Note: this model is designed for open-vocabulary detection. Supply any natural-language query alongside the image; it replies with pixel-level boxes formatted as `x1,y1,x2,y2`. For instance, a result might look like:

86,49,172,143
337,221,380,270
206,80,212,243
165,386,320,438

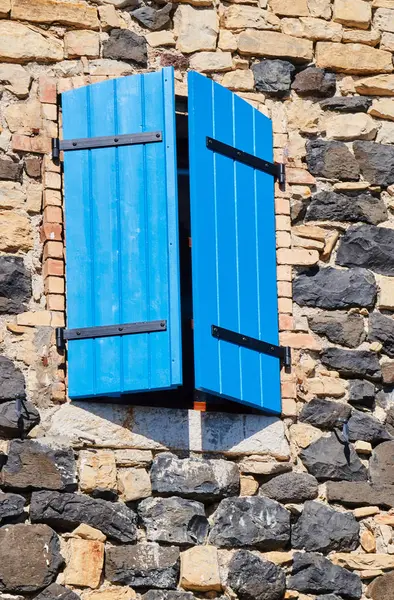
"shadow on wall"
41,401,290,458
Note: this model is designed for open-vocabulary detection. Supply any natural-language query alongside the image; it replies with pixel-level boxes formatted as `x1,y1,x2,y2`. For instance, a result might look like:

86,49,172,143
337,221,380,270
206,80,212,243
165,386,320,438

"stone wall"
1,0,394,599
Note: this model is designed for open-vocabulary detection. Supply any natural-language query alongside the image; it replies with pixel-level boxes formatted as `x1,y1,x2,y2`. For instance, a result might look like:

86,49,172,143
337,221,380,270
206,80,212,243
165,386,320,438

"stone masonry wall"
1,0,394,600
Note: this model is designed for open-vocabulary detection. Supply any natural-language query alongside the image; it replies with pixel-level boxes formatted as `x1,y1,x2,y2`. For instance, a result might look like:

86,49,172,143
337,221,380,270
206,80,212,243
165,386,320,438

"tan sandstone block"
355,74,394,95
240,475,259,496
63,538,104,588
281,17,343,41
333,0,371,28
180,546,222,592
316,42,393,74
269,0,310,16
146,31,176,47
325,113,379,140
238,455,291,475
307,0,332,19
98,5,120,29
342,29,381,45
222,5,280,29
222,70,254,90
353,506,380,518
306,376,346,397
374,8,394,32
0,64,31,98
375,514,394,525
369,98,394,120
287,98,322,133
292,224,327,241
361,530,376,553
355,440,372,455
331,553,394,570
0,0,10,16
277,248,319,265
71,524,106,542
12,0,99,28
117,467,152,502
0,21,63,63
373,0,394,5
377,276,394,309
280,332,321,351
83,588,136,600
114,449,153,467
189,51,232,73
381,31,394,51
218,30,238,51
285,168,316,185
79,450,117,495
289,423,323,448
174,5,218,53
238,30,313,61
65,30,100,58
16,311,51,327
0,212,32,252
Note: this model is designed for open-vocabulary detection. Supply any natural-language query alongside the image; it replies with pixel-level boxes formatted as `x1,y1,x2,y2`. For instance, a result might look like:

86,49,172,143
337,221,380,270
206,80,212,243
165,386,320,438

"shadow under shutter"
61,68,182,398
188,71,281,413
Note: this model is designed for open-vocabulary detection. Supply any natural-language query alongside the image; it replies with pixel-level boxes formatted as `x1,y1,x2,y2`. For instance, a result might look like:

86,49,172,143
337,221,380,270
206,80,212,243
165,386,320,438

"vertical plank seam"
87,85,97,396
141,74,151,389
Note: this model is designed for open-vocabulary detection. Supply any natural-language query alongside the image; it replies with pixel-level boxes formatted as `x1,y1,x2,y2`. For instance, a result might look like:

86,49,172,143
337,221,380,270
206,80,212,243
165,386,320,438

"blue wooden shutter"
62,68,182,398
188,72,280,413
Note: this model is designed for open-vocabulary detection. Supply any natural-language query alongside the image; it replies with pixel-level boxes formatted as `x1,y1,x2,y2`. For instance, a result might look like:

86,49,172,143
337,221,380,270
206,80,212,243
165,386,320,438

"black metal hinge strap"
212,325,291,369
52,131,163,160
56,319,167,351
206,137,285,186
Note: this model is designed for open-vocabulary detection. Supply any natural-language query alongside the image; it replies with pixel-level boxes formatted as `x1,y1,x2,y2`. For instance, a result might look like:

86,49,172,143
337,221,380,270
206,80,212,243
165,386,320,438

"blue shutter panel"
62,68,182,398
188,72,281,413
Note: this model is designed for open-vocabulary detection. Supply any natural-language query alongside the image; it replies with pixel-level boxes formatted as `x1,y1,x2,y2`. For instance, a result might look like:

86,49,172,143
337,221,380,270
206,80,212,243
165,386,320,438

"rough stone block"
102,29,146,65
65,30,100,58
117,467,152,501
269,0,309,16
105,544,180,589
333,0,371,28
228,550,286,600
79,450,117,498
30,490,137,543
63,538,104,588
0,22,63,63
180,546,221,592
337,223,394,275
316,42,393,74
238,30,313,61
0,524,63,593
11,0,99,28
300,433,368,481
174,5,218,53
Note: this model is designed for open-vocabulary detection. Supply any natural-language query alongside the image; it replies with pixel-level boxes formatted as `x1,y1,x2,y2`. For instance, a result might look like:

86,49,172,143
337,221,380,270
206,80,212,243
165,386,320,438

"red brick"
43,258,64,278
277,281,292,297
39,76,57,104
44,206,62,224
44,189,62,207
40,223,62,242
279,314,294,331
12,134,51,154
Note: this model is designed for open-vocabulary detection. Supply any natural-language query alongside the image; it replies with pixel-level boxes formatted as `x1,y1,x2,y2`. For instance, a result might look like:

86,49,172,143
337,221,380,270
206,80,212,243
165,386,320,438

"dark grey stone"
0,256,31,314
258,472,318,503
30,490,137,543
289,552,362,600
292,67,336,97
316,596,343,600
369,312,394,357
103,29,147,65
0,491,26,522
105,543,179,589
252,59,295,96
142,594,195,600
386,406,394,435
337,224,394,276
138,496,209,545
24,156,42,179
293,267,376,310
132,4,172,30
348,409,391,444
299,398,351,429
33,584,80,600
300,433,368,481
320,97,372,112
0,524,63,593
327,481,394,508
0,157,22,182
320,348,381,380
1,440,76,491
348,379,376,408
292,501,359,553
305,191,387,225
228,550,286,600
0,356,25,402
353,140,394,186
150,452,239,501
306,139,360,180
370,440,394,485
308,312,365,348
0,399,40,437
208,496,290,549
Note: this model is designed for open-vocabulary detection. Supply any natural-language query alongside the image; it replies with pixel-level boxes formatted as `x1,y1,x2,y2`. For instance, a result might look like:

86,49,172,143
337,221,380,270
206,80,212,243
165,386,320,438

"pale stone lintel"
41,402,290,458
